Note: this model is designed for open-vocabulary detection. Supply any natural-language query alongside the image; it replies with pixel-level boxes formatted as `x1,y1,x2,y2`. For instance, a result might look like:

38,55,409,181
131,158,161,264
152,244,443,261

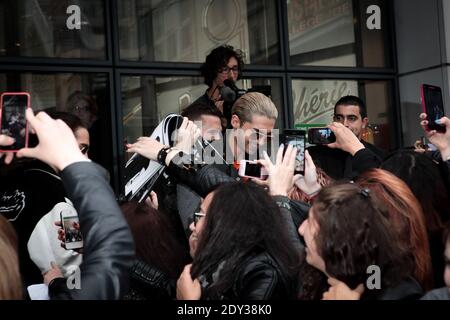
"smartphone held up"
308,127,336,145
282,130,306,175
0,92,30,152
60,210,83,250
421,84,446,133
238,160,268,180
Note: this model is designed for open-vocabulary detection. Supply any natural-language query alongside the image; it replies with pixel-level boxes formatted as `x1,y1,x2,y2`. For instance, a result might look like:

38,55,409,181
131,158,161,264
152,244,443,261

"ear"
231,114,241,129
362,117,369,129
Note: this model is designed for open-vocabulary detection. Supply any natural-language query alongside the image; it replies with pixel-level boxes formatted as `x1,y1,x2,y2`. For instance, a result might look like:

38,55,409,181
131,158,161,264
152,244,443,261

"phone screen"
62,216,83,245
244,162,262,178
0,94,29,151
284,134,305,174
422,85,445,132
308,128,336,145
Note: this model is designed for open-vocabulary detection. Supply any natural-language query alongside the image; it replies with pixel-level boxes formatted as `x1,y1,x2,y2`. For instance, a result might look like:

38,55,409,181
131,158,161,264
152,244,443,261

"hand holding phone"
421,84,446,133
0,92,30,152
238,160,268,180
308,127,336,145
60,210,83,251
282,130,306,174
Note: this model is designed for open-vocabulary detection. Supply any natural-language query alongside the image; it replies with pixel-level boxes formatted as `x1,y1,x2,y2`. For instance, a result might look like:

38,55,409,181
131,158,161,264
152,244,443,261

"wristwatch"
156,146,172,166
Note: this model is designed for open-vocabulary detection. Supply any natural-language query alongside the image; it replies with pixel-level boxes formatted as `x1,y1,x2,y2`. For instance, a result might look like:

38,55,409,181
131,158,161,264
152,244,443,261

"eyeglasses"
79,143,89,155
193,212,206,226
219,66,239,74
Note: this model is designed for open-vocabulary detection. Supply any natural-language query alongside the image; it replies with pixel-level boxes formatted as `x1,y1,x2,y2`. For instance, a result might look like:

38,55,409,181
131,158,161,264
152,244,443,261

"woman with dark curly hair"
191,45,245,125
299,183,422,300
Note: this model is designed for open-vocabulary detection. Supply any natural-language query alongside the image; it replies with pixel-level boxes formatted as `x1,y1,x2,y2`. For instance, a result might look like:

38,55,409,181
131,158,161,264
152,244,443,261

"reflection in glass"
287,0,391,68
0,0,106,59
0,72,111,170
288,0,356,67
118,0,279,64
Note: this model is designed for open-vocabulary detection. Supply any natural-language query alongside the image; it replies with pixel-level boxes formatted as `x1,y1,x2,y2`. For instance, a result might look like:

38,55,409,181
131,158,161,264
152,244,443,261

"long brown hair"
121,200,190,279
0,216,22,299
312,183,413,299
357,169,433,290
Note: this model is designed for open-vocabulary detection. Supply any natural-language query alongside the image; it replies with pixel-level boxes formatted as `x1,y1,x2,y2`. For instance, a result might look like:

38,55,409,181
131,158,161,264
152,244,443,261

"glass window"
0,72,112,172
121,75,283,162
118,0,280,64
287,0,391,68
292,79,394,151
0,0,106,59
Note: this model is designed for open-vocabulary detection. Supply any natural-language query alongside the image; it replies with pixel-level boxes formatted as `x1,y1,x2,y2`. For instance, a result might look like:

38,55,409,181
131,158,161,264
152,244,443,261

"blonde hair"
231,92,278,123
0,216,22,300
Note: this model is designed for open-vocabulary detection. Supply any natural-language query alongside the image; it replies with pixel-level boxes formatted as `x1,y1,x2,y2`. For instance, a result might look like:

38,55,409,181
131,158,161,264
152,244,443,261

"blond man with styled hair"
227,92,278,160
231,92,278,125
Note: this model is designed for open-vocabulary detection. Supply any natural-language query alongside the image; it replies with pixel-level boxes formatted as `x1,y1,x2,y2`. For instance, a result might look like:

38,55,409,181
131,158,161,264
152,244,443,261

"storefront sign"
293,80,357,125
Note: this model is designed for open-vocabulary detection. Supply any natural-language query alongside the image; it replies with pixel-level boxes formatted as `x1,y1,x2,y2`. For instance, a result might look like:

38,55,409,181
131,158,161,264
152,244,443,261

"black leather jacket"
166,162,236,198
200,251,294,300
48,162,135,300
124,259,175,300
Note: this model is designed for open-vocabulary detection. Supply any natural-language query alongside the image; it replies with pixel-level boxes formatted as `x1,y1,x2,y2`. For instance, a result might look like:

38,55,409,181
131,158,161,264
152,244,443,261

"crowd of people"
0,45,449,301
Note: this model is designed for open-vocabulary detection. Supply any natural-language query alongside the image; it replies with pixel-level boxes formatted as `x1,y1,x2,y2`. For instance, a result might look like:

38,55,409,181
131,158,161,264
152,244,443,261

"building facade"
1,0,445,195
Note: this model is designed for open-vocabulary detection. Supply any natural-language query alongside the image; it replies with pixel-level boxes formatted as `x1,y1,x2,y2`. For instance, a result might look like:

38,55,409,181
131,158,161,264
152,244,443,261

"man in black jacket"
308,95,385,180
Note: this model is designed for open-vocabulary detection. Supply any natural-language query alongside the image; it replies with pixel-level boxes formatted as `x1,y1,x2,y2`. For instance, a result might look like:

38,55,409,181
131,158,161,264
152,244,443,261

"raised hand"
0,135,15,164
327,122,365,156
262,144,297,197
420,113,450,160
17,109,85,172
176,264,201,300
126,137,165,161
294,150,321,196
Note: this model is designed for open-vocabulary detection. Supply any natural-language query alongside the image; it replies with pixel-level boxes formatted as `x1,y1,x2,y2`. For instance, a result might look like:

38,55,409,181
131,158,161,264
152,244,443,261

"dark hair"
312,183,413,299
46,110,86,133
200,45,244,87
121,200,190,279
191,182,301,299
66,91,99,117
380,150,450,234
334,95,367,119
181,103,223,123
443,223,450,245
